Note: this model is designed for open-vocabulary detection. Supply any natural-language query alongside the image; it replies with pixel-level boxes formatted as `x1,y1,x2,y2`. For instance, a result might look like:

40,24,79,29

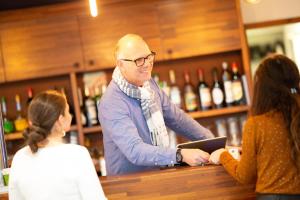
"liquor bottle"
161,81,170,97
152,73,160,84
77,87,87,127
60,87,76,125
197,69,212,110
14,95,29,132
1,97,15,134
183,71,198,112
94,86,101,106
231,62,245,105
211,68,225,108
26,87,34,106
169,70,182,108
222,62,234,106
84,86,98,126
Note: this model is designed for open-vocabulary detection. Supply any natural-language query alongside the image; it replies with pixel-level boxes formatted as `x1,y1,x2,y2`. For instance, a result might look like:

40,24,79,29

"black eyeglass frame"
120,51,156,67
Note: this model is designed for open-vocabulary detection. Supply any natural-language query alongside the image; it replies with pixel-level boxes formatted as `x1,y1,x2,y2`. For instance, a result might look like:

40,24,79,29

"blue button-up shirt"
98,78,214,176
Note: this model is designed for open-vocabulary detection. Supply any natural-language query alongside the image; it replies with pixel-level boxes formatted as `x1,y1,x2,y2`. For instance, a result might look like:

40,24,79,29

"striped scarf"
112,67,170,148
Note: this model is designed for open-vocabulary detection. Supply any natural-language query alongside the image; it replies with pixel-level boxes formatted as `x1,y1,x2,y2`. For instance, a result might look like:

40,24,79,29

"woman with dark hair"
9,90,107,200
210,54,300,200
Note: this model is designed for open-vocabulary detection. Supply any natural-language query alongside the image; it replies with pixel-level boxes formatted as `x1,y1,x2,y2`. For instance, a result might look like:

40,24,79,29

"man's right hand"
181,149,210,166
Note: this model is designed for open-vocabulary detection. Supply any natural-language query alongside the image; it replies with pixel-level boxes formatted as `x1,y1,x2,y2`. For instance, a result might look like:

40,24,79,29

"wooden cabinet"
157,0,241,60
78,2,163,70
0,15,84,81
0,45,5,83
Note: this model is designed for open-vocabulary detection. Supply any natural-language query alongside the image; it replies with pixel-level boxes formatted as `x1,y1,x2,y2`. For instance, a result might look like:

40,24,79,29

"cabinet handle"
73,62,80,68
89,60,95,66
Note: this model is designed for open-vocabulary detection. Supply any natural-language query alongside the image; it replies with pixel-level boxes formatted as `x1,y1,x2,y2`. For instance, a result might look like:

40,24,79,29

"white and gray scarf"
112,67,170,148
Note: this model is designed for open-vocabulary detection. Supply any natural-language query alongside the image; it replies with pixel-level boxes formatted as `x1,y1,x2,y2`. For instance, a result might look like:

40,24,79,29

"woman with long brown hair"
210,54,300,200
9,90,107,200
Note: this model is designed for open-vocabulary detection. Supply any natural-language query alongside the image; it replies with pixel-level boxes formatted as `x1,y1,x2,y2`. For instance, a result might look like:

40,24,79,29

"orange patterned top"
220,111,300,194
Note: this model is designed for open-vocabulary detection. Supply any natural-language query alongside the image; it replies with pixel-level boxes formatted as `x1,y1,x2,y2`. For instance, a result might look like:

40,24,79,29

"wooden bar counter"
100,165,256,200
0,165,256,200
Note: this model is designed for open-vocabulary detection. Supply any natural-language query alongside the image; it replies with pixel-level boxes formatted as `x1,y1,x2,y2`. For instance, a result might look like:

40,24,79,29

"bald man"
98,34,214,175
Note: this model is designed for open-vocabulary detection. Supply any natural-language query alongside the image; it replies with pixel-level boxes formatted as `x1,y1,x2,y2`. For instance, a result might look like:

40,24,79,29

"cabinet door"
158,0,241,60
79,2,163,70
0,16,84,81
0,46,4,83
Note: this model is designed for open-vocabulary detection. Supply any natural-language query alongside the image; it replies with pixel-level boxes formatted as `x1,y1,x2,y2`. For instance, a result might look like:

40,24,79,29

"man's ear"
116,60,123,68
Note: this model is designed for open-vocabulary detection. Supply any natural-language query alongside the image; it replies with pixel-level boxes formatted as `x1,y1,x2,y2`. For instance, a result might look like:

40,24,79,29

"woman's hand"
209,148,226,165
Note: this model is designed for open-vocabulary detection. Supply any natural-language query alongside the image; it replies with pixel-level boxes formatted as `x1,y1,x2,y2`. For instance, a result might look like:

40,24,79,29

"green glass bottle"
1,97,15,134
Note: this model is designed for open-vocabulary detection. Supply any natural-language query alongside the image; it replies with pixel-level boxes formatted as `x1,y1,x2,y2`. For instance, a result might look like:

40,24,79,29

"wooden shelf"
4,132,24,141
81,106,249,135
4,125,78,141
188,105,249,119
69,125,78,132
83,126,102,134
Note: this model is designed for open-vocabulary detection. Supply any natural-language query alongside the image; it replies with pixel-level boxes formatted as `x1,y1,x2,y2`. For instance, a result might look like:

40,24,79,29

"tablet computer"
176,136,227,154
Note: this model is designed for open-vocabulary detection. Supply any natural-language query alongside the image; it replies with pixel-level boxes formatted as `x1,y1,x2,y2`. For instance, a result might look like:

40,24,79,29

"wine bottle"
183,71,198,112
197,69,212,110
1,97,15,134
26,87,34,106
211,68,225,108
169,70,182,108
84,86,98,126
222,62,234,106
231,62,245,105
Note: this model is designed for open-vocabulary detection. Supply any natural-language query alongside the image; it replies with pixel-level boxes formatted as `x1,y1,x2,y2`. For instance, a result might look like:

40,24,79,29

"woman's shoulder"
249,110,282,122
246,110,283,130
58,144,89,154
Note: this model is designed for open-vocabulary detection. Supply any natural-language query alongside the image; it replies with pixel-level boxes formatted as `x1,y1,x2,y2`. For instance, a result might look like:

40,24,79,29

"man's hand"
209,148,226,165
181,149,210,166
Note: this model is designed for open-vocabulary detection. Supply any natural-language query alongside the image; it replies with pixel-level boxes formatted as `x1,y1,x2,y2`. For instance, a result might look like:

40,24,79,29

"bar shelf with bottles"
75,50,250,137
0,75,80,143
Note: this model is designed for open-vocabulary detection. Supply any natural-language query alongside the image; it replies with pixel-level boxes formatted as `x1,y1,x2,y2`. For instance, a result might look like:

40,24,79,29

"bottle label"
212,88,224,105
170,87,181,108
232,81,243,101
185,92,197,111
224,81,234,104
86,100,98,125
199,88,212,107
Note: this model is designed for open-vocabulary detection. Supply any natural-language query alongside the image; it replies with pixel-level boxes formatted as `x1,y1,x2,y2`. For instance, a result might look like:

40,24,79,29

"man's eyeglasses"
120,51,156,67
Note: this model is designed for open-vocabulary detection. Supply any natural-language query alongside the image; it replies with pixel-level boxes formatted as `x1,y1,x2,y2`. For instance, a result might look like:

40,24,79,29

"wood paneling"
0,43,4,83
101,165,255,200
158,0,241,60
78,2,163,70
0,15,84,81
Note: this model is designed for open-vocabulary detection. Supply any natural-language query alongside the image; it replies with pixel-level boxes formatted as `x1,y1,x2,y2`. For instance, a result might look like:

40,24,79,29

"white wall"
240,0,300,24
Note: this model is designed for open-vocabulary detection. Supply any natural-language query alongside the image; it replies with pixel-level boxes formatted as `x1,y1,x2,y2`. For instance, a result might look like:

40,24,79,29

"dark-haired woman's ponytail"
23,125,49,153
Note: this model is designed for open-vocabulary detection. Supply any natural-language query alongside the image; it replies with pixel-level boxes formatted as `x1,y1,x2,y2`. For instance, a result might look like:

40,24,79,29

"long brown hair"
23,90,66,153
251,54,300,170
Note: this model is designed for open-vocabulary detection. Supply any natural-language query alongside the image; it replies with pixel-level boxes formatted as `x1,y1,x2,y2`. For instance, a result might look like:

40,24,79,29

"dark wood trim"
244,17,300,29
69,72,84,145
